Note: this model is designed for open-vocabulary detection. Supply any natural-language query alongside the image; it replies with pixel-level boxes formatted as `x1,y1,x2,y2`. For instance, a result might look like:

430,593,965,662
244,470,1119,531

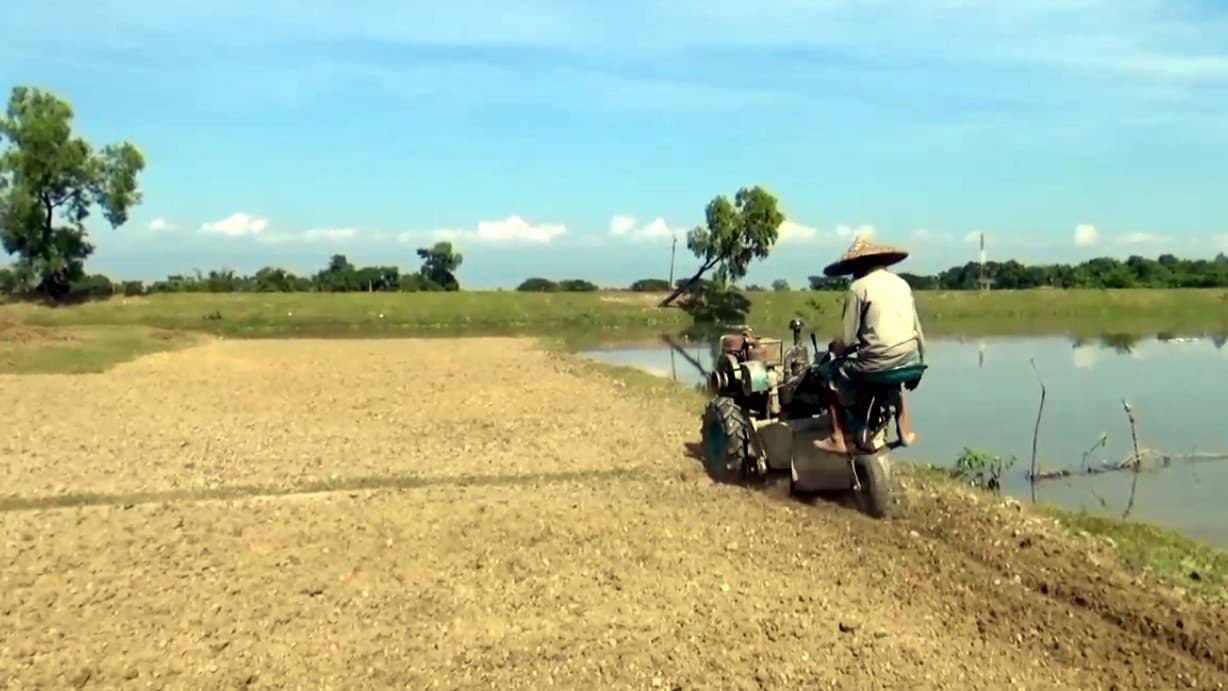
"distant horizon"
6,243,1225,291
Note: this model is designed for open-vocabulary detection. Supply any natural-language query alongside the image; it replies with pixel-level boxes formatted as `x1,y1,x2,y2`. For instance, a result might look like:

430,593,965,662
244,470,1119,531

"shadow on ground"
682,439,859,511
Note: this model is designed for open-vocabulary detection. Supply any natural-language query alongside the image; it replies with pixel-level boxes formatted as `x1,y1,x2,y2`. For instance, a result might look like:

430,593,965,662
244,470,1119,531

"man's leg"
839,360,885,452
816,357,856,454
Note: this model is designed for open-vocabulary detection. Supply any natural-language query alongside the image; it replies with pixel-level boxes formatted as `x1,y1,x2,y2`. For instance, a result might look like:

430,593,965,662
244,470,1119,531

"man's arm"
912,297,926,362
832,287,861,355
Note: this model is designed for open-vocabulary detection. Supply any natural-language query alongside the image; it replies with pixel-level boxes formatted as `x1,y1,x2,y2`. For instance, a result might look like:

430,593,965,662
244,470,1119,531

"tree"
398,272,436,292
315,254,357,291
417,241,462,291
808,275,849,291
517,277,558,292
771,278,791,292
557,279,598,292
658,185,785,307
0,86,145,299
629,278,670,292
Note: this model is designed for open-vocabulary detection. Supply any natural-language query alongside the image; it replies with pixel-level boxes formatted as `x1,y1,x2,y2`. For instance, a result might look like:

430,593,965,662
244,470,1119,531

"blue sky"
3,0,1227,288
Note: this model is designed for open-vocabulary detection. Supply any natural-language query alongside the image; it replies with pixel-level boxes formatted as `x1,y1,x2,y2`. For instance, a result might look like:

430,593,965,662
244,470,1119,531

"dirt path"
2,337,1227,689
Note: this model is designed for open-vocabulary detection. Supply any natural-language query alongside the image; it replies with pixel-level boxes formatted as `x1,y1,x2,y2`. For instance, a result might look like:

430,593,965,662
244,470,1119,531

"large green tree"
417,241,463,291
0,86,145,298
658,185,784,307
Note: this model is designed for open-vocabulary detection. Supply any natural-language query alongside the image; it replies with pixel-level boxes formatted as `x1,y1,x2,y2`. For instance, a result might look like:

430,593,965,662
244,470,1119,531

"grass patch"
0,325,201,375
2,288,1225,343
0,291,690,336
1049,508,1228,603
2,287,1222,376
768,288,1228,339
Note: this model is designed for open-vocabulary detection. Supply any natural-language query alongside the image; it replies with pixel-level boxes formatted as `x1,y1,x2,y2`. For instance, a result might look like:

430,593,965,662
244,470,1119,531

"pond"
581,333,1228,548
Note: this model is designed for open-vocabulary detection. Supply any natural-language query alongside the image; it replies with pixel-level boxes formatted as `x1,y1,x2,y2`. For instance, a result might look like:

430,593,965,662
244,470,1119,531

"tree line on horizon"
5,250,1228,299
5,83,1228,304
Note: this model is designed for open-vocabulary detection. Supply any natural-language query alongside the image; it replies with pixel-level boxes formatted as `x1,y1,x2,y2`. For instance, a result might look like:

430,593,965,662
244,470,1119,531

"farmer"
816,235,926,452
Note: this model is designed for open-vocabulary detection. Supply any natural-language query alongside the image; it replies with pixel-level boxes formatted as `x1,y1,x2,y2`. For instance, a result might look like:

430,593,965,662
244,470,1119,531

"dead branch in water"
1121,400,1144,519
1027,448,1228,481
1028,358,1046,504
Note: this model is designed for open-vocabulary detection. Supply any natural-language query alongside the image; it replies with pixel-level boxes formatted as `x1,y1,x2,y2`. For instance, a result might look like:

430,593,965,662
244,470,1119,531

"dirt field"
3,337,1228,689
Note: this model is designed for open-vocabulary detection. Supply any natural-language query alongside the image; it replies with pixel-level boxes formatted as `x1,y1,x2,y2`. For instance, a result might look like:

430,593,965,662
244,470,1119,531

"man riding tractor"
815,235,927,454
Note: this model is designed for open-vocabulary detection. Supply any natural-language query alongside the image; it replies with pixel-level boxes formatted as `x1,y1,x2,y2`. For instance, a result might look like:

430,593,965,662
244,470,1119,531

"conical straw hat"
822,235,909,277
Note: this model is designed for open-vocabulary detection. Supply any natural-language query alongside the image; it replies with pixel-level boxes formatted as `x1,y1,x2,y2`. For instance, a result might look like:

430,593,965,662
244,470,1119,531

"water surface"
582,334,1228,547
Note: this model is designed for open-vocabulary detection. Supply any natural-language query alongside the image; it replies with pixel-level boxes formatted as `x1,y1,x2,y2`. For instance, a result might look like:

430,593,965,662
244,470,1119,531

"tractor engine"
708,330,811,420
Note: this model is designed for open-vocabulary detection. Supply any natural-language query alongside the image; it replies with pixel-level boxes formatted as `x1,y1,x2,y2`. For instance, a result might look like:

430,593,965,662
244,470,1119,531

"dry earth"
2,337,1228,689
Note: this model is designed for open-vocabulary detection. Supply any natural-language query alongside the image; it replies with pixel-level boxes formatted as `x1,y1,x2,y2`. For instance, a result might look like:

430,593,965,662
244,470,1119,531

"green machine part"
740,360,771,394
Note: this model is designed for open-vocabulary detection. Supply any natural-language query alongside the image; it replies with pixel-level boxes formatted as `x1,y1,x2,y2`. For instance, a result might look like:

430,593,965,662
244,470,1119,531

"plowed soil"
2,337,1227,689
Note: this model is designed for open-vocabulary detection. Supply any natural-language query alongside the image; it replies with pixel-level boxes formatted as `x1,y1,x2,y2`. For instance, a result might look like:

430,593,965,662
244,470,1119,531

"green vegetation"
947,448,1017,493
659,185,785,307
516,277,598,292
0,324,198,374
0,85,145,299
902,253,1228,290
5,288,1224,346
11,251,1228,302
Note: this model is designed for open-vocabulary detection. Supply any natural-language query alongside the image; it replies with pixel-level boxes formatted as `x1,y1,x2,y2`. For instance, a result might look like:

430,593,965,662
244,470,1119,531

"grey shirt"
841,268,926,372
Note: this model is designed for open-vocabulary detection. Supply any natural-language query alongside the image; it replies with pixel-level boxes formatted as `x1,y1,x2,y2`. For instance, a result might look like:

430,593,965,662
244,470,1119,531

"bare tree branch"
1028,358,1046,504
1122,400,1144,519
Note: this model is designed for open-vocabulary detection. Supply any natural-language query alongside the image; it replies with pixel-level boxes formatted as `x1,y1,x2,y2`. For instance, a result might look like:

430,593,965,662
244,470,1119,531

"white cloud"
636,218,675,240
401,215,568,245
610,215,819,245
201,212,269,237
834,224,877,239
1074,223,1100,246
257,227,361,245
777,219,818,245
607,214,677,242
148,217,176,231
1114,231,1168,245
476,216,566,243
609,215,638,236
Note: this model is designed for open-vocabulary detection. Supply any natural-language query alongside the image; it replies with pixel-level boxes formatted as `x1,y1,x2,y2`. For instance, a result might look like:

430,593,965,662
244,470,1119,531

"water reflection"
583,332,1228,547
1072,343,1097,369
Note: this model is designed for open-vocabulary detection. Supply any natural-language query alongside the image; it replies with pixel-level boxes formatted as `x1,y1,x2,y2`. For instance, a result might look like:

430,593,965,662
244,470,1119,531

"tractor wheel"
851,453,893,519
700,396,753,484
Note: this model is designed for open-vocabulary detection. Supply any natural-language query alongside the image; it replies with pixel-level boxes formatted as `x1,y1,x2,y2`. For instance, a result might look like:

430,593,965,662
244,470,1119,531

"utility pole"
668,232,677,287
977,232,994,292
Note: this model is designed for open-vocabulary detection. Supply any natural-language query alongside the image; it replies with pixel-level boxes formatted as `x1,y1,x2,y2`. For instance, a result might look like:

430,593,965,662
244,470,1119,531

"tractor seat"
846,362,928,387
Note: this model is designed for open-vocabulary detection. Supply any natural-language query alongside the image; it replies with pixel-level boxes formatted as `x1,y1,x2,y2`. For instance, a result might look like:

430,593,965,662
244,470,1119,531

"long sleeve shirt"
840,268,926,372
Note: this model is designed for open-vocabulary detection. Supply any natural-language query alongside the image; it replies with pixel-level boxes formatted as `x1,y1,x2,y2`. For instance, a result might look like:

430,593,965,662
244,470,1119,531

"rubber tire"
789,469,820,504
852,453,893,519
700,396,752,484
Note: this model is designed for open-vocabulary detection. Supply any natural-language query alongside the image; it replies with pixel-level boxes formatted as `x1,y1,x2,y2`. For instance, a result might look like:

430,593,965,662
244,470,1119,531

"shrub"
630,278,670,292
517,277,558,292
